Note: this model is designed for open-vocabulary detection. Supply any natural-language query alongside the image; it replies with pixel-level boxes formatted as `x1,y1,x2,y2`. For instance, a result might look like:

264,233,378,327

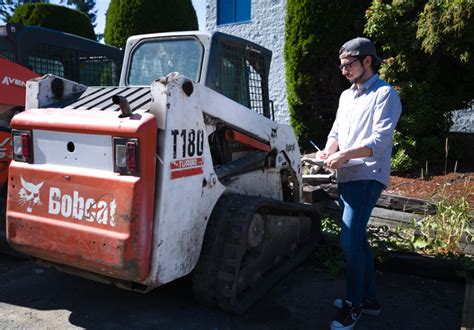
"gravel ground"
0,253,465,329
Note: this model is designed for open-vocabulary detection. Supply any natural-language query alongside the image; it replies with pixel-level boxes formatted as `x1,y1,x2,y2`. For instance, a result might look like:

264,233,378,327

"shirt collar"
350,73,379,92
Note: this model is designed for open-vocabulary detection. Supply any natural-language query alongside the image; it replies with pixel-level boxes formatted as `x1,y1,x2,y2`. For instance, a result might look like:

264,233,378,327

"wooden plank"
315,183,436,214
323,202,423,225
371,207,424,224
462,277,474,330
302,174,333,185
377,193,436,214
302,186,329,204
459,243,474,256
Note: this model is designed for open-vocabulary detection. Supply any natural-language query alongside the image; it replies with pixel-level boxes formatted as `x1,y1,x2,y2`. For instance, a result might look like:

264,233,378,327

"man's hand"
324,151,348,169
315,150,329,160
323,145,372,169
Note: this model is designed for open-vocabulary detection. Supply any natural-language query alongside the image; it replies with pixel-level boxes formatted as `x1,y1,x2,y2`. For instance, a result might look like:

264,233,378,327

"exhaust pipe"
112,95,132,117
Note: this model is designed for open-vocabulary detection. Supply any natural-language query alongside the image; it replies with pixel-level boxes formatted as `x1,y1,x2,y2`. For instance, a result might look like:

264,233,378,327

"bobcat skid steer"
6,31,321,313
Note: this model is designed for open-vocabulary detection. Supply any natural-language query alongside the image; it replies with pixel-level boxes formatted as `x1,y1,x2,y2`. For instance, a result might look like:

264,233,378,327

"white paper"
301,157,364,168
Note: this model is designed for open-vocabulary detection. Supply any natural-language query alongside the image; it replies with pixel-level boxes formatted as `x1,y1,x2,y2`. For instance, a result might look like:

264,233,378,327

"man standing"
316,37,402,330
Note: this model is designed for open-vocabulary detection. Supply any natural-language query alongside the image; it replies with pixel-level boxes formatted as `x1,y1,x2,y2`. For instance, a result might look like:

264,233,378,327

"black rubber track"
192,193,321,313
192,194,236,307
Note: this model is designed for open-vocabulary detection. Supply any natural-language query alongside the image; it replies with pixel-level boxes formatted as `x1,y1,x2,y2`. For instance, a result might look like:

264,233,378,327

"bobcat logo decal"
18,176,44,213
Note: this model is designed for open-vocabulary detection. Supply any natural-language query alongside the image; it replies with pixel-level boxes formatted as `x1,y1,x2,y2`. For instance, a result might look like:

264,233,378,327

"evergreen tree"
9,2,95,40
61,0,97,27
365,0,474,172
1,0,49,23
104,0,198,49
0,1,15,23
284,0,371,151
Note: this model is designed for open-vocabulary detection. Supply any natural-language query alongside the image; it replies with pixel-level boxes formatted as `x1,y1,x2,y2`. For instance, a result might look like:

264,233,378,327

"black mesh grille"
216,42,269,117
0,50,14,61
27,43,120,86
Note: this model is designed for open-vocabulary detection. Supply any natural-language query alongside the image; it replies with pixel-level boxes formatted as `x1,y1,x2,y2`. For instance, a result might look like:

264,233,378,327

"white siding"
206,0,289,123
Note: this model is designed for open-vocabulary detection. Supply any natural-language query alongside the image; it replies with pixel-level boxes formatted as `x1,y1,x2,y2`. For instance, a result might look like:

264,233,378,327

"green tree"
417,0,474,63
9,2,95,39
0,0,15,23
61,0,97,27
284,0,371,151
104,0,198,49
1,0,49,23
365,0,474,172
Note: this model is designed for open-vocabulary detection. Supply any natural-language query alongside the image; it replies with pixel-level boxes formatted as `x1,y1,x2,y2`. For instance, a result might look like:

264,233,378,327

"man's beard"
349,67,366,85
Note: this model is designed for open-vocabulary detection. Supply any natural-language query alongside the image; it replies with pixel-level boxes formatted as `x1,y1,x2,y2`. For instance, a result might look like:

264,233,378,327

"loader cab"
123,31,272,119
0,27,14,62
0,23,123,85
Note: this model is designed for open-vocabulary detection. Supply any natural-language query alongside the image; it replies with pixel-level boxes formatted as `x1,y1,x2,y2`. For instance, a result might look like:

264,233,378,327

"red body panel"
0,58,40,108
0,57,37,190
0,131,12,188
7,110,157,282
225,129,271,152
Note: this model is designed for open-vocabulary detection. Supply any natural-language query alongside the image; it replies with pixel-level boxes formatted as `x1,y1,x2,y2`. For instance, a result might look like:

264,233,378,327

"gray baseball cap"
339,37,382,65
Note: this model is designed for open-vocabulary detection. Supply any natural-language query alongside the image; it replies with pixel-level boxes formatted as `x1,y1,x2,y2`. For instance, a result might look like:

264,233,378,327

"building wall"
450,108,474,134
206,0,289,123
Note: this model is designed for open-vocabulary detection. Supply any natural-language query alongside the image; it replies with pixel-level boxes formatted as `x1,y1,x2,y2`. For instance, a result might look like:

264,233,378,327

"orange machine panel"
7,110,157,283
0,130,12,189
0,57,39,108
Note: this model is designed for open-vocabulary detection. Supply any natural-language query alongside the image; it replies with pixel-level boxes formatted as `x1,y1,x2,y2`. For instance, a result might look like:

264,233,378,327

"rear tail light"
113,137,139,175
12,129,33,163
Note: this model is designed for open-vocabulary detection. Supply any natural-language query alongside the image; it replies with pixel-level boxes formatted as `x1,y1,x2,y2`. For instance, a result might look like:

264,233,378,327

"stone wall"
449,107,474,165
451,107,474,133
206,0,289,123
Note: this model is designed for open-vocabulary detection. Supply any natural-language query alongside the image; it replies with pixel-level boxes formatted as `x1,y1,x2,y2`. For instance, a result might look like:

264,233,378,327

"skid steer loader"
6,31,321,313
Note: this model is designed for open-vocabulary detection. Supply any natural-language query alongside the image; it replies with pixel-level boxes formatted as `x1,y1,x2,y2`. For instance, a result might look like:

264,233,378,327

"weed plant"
316,183,473,278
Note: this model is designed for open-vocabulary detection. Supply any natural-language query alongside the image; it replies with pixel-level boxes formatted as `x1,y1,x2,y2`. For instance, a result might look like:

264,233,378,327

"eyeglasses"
339,58,360,71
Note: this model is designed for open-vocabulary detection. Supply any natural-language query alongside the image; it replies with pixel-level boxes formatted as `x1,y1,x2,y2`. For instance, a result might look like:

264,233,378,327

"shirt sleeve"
360,87,402,159
327,94,343,141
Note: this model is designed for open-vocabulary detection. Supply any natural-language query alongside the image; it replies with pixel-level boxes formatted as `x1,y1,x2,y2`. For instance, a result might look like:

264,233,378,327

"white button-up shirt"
328,74,402,187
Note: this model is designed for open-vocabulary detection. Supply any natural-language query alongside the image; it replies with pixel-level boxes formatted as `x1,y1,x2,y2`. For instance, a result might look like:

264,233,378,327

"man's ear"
364,55,373,68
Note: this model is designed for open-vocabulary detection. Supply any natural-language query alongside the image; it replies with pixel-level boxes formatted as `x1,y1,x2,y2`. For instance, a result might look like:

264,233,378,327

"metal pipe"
112,95,132,117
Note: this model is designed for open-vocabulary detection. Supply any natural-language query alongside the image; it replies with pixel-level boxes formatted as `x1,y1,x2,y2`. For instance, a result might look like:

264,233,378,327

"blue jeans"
337,180,384,307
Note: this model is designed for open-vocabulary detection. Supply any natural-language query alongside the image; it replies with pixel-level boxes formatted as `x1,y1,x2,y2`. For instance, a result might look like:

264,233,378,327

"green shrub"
391,148,416,175
391,131,417,175
9,3,96,40
104,0,198,49
365,0,474,171
284,0,371,152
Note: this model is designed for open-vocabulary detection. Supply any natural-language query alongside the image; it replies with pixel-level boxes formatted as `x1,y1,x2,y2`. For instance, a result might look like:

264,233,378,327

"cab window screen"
128,38,203,86
28,55,65,77
0,39,14,61
79,56,119,86
214,42,267,116
27,44,120,85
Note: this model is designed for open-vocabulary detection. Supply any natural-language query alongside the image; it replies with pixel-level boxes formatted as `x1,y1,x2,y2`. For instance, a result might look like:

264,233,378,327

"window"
217,0,251,25
128,38,203,86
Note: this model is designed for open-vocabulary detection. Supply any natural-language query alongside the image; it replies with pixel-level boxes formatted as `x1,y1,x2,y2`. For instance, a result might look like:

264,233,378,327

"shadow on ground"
0,254,465,329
